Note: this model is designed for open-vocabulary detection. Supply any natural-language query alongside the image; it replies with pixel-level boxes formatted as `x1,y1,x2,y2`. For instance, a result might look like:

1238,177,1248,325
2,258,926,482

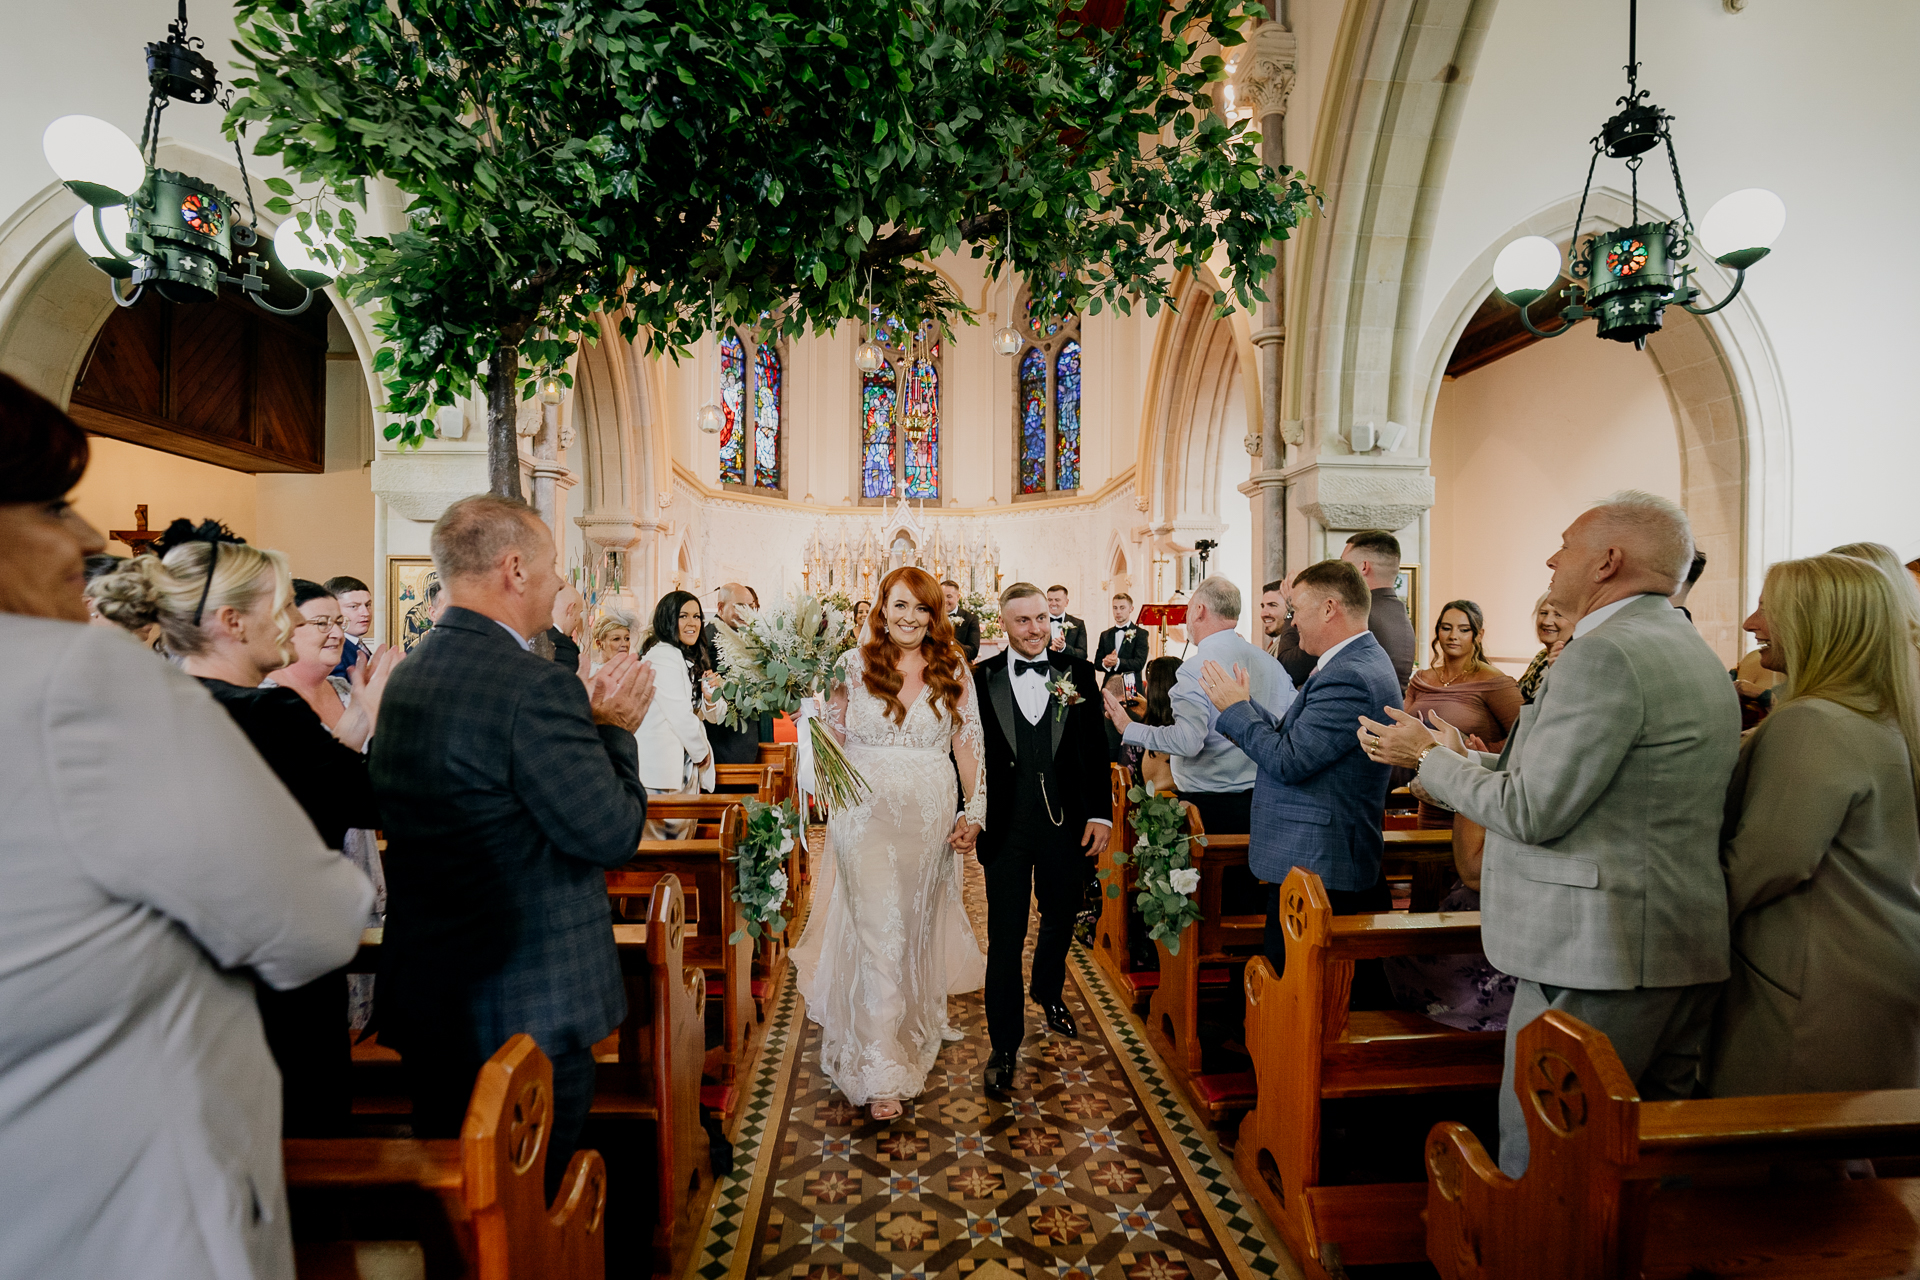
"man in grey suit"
1363,491,1739,1176
371,494,656,1197
1102,576,1292,835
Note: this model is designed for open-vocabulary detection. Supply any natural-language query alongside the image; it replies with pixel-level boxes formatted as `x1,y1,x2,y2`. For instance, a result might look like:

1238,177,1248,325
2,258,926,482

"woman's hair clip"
153,517,247,558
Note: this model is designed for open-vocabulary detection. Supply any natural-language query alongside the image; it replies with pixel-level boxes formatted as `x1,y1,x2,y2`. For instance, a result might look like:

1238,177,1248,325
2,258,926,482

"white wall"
1419,0,1920,571
1429,332,1682,671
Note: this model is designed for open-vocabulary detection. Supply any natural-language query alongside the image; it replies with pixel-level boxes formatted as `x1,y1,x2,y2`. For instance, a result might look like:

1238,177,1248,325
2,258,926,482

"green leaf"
263,177,295,197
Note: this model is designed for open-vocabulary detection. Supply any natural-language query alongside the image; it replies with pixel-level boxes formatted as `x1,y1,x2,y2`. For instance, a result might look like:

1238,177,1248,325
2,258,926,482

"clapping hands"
1197,661,1251,712
335,644,405,751
589,653,657,732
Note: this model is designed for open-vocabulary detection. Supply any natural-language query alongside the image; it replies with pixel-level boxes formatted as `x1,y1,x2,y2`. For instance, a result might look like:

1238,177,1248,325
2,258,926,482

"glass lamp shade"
854,341,885,373
695,402,725,434
991,325,1023,356
272,217,342,289
538,376,564,405
43,115,147,207
1699,188,1785,268
1493,236,1562,304
71,205,135,278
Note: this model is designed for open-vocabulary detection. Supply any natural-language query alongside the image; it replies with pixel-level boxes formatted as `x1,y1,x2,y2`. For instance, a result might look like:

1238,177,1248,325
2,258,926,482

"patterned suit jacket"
1418,593,1740,990
1215,631,1402,890
369,607,648,1060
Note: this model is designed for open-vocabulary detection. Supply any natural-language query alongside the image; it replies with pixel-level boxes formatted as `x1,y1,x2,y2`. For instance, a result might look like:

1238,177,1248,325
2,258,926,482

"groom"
965,582,1112,1095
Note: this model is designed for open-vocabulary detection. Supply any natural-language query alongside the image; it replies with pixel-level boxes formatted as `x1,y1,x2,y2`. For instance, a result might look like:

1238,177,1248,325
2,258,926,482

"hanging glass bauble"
695,402,725,434
991,325,1023,356
855,340,885,372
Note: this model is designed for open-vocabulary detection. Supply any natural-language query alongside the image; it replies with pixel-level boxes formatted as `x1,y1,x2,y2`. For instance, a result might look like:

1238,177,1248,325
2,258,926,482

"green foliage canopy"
229,0,1315,449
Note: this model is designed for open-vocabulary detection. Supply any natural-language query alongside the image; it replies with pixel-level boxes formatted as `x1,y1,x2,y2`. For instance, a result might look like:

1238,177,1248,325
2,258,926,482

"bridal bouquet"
1101,786,1206,953
710,591,870,810
729,798,801,944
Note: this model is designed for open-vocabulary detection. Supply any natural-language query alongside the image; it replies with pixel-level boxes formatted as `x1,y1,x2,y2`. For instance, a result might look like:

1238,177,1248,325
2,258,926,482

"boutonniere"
1046,671,1083,722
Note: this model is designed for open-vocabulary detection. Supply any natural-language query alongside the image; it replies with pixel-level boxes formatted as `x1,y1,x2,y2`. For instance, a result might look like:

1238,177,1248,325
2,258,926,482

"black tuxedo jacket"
1094,623,1150,678
369,607,648,1058
971,649,1110,866
952,610,981,661
1048,612,1089,662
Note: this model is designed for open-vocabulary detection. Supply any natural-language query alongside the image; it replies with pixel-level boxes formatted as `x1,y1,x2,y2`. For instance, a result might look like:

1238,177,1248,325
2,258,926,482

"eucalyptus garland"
729,798,802,944
1101,785,1206,954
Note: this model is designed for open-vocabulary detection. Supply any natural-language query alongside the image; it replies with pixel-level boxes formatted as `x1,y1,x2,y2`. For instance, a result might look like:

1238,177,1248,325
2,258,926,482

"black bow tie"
1014,658,1052,677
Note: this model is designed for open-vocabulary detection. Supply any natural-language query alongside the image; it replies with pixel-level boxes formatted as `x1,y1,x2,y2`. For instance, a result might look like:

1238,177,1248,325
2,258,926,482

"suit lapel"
990,663,1019,756
1050,662,1069,756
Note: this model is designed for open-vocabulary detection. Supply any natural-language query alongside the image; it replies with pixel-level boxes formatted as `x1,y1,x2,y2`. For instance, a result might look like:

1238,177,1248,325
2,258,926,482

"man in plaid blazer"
371,495,654,1196
1365,492,1739,1178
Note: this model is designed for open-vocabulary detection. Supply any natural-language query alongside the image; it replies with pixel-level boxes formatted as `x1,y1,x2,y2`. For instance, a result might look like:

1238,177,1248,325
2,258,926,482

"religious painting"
386,555,440,653
1393,563,1420,629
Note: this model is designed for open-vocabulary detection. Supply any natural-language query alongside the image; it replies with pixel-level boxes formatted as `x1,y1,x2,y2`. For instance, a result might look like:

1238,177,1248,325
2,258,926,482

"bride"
793,566,988,1120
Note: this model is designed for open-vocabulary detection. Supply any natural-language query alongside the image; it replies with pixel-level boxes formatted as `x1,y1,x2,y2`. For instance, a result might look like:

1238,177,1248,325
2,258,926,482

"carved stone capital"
1289,461,1434,532
1237,24,1298,121
575,511,656,552
372,450,487,523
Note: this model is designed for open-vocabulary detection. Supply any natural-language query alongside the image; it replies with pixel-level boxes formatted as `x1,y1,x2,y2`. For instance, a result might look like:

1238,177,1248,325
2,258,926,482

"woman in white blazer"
634,591,727,833
0,375,372,1280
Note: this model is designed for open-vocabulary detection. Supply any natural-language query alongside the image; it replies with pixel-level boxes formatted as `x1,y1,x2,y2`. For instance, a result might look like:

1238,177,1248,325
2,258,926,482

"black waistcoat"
1011,694,1064,829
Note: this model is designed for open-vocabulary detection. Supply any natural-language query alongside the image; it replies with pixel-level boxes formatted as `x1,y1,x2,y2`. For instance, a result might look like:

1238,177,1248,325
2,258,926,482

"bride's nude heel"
870,1099,904,1122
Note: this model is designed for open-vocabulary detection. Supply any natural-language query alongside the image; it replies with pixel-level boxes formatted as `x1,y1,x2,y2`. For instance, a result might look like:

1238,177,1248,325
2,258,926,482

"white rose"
770,869,789,893
779,833,795,854
1168,867,1201,895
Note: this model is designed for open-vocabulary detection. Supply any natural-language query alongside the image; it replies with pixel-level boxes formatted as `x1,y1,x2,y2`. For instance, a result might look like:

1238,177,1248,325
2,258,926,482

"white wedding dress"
792,651,989,1105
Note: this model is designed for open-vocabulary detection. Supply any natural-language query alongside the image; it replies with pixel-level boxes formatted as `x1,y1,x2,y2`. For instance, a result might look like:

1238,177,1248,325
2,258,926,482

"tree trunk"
487,341,525,501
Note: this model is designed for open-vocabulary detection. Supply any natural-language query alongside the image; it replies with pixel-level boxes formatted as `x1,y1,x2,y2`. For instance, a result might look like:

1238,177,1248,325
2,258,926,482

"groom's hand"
948,816,981,853
1081,822,1110,856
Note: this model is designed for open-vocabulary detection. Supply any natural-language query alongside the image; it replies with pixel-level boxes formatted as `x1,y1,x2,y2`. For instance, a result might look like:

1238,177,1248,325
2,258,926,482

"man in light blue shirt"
1102,576,1293,834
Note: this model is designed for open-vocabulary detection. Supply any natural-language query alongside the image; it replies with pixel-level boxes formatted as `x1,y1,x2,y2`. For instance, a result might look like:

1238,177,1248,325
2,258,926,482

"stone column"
1236,21,1298,584
528,399,577,563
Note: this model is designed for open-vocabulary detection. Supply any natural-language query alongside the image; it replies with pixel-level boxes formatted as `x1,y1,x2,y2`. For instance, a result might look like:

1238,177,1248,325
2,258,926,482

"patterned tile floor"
685,840,1300,1280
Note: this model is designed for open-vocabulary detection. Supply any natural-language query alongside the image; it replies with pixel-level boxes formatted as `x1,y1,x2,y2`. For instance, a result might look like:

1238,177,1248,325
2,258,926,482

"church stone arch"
1415,187,1791,660
571,319,673,606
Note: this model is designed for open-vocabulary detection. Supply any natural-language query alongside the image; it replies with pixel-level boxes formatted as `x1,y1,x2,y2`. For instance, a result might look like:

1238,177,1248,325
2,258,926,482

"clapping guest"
1095,593,1150,679
93,538,399,1135
636,590,727,834
705,582,766,765
1129,655,1182,795
1708,554,1920,1097
1516,594,1568,704
262,579,391,1030
591,614,632,663
1363,491,1740,1177
0,373,369,1277
548,581,585,671
1831,541,1920,651
1404,602,1523,872
1045,584,1089,661
944,579,981,661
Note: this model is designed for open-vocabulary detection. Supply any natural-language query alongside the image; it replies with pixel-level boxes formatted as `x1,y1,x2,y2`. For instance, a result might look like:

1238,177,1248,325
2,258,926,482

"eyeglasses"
297,616,347,633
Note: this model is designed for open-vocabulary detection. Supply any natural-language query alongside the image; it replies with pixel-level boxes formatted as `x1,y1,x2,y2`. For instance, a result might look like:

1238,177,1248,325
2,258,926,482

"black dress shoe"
1035,999,1078,1038
984,1050,1017,1095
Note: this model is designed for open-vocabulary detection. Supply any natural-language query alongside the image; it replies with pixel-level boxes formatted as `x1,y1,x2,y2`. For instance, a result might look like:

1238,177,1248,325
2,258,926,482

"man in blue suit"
1198,559,1404,968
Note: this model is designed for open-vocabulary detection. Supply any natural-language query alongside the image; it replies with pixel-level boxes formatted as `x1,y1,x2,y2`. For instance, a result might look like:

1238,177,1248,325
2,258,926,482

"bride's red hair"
860,566,968,725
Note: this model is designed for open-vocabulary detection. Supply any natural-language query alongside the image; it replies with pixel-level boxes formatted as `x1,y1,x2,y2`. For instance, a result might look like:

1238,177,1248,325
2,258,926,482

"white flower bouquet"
730,798,801,943
710,591,870,810
1100,786,1206,952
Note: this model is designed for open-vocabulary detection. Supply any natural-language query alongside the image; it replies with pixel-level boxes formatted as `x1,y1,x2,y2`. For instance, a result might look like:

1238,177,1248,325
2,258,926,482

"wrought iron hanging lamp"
1492,0,1784,350
40,0,338,314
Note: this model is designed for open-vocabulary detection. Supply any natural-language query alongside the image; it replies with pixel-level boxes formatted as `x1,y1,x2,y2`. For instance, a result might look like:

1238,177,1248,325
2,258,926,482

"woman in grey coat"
1709,552,1920,1097
0,375,372,1280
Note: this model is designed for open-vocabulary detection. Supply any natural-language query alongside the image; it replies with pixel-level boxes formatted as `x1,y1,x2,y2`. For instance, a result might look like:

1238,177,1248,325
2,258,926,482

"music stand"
1137,604,1188,659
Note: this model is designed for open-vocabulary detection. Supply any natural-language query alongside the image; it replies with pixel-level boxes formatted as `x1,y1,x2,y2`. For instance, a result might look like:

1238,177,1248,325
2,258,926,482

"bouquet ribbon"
791,697,819,850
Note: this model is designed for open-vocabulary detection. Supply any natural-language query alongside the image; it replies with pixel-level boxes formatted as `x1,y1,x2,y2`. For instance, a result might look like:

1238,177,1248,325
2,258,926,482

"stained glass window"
1011,288,1083,495
1019,348,1048,494
717,332,746,486
753,344,780,490
858,315,941,503
903,344,940,499
1055,339,1081,492
717,329,783,493
861,361,897,499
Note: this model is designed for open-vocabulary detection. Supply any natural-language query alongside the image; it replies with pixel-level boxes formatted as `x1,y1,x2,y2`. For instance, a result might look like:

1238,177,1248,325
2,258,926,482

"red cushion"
699,1084,737,1112
707,977,724,995
750,979,768,999
1123,972,1160,991
1193,1072,1257,1105
1200,967,1232,985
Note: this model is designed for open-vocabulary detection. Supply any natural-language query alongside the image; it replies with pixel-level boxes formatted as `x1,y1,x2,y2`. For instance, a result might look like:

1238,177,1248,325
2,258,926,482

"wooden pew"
1235,867,1504,1278
1091,764,1161,1012
286,1033,607,1280
611,805,757,1105
642,794,789,1026
1143,806,1261,1126
1426,1009,1920,1280
1383,826,1455,913
337,880,710,1276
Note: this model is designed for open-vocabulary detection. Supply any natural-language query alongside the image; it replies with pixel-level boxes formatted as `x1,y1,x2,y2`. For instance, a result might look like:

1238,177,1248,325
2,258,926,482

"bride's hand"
948,816,981,853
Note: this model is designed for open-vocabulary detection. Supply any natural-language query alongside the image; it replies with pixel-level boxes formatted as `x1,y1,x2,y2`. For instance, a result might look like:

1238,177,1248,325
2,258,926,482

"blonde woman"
1709,554,1920,1097
1830,540,1920,649
591,613,632,668
1515,594,1568,705
93,535,398,1134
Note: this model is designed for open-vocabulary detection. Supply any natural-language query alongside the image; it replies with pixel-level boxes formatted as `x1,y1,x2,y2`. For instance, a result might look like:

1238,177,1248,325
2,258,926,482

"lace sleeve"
952,667,988,830
822,649,855,746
